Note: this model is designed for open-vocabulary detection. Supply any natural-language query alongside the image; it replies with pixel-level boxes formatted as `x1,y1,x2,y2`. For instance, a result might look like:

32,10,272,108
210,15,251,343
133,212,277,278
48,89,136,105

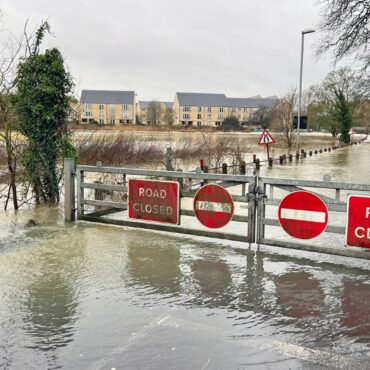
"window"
110,119,115,125
99,104,104,110
109,105,115,118
183,106,190,112
99,110,104,117
243,107,248,112
81,118,87,123
99,119,104,124
206,120,211,126
85,111,92,117
197,113,201,119
215,121,221,126
183,113,190,119
207,107,212,113
218,114,224,120
84,104,92,110
122,104,128,111
219,107,224,113
207,113,211,119
232,108,236,113
198,107,202,112
197,121,202,127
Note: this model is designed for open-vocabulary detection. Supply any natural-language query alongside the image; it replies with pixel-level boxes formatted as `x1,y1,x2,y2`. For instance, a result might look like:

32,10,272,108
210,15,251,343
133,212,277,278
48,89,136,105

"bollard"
253,154,256,163
240,161,246,174
268,157,273,167
319,149,323,153
303,151,307,158
301,149,305,154
200,159,204,172
222,163,228,174
328,148,331,152
315,150,318,154
64,158,76,222
309,151,312,156
255,159,260,171
324,148,327,152
296,152,300,159
289,154,293,162
279,155,283,165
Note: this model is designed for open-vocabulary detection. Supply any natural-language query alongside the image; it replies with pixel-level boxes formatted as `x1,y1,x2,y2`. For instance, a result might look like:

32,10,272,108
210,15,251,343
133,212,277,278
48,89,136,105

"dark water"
1,136,370,369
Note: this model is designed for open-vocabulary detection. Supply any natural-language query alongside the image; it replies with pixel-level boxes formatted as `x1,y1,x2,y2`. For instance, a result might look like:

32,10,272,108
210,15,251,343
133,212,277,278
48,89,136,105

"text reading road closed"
346,195,370,249
128,179,179,224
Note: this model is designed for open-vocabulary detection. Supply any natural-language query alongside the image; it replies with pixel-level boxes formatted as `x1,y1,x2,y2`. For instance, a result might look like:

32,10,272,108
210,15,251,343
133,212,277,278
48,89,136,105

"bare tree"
162,106,174,125
317,0,370,68
146,100,161,125
271,90,296,148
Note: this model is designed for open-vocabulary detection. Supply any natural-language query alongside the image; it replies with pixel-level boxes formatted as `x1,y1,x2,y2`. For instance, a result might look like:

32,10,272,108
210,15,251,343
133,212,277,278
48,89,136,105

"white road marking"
195,201,232,213
280,208,326,223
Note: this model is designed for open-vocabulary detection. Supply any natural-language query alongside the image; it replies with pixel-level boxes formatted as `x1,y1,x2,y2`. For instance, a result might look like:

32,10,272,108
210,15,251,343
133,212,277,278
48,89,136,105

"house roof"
139,101,173,109
176,92,227,107
226,97,278,108
80,90,135,104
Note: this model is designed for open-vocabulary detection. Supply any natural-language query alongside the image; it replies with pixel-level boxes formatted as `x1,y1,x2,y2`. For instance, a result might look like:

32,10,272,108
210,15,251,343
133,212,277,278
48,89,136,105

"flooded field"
0,134,369,369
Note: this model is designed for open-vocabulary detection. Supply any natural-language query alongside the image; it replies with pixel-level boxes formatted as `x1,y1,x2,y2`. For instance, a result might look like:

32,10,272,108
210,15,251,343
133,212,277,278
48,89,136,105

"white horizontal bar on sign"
195,201,232,213
280,208,326,223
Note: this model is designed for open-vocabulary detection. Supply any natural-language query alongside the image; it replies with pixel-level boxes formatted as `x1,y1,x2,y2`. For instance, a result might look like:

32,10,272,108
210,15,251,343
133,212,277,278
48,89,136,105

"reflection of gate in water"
64,159,370,260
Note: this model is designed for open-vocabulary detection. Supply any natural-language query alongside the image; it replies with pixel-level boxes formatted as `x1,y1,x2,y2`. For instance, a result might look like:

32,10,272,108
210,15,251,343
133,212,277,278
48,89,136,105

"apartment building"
79,90,136,125
173,92,277,127
138,101,173,125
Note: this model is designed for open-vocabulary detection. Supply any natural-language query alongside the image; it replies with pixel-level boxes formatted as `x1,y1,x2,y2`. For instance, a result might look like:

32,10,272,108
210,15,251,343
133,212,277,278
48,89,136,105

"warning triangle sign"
258,129,275,145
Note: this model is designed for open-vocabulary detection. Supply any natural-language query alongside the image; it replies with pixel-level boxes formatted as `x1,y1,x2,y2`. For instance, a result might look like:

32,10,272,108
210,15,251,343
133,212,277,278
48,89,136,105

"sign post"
128,179,180,224
193,184,234,228
278,191,328,239
346,195,370,249
258,129,275,161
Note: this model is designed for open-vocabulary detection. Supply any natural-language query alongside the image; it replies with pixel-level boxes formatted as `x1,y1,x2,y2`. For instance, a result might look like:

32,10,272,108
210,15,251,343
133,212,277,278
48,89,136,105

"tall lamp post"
296,29,315,154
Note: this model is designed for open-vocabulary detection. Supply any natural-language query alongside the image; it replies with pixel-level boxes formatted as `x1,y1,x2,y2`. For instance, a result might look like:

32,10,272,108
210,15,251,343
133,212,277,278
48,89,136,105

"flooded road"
0,136,370,369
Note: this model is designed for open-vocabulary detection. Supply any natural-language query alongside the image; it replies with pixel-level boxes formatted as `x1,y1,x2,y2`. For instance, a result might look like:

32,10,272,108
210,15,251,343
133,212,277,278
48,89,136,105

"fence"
64,158,370,260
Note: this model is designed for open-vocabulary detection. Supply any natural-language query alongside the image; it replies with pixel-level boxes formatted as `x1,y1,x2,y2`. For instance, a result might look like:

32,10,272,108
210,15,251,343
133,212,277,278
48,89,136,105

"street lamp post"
296,29,315,155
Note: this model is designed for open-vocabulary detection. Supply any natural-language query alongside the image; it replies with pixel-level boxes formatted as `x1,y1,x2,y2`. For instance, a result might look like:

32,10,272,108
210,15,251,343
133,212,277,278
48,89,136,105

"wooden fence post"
64,158,76,221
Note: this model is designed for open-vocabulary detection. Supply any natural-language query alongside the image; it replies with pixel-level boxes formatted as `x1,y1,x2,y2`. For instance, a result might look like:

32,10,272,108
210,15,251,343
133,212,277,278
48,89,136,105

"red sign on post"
278,191,328,239
193,184,234,228
128,179,179,224
346,195,370,249
258,129,275,145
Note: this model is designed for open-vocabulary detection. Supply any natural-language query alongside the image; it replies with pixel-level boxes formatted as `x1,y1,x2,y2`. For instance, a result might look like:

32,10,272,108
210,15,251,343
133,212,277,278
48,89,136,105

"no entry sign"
278,191,328,239
193,184,234,228
346,195,370,249
128,179,179,224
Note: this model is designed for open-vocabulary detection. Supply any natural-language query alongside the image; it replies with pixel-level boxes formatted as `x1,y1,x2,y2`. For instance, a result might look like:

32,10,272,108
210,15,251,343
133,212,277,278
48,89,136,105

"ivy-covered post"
13,23,76,204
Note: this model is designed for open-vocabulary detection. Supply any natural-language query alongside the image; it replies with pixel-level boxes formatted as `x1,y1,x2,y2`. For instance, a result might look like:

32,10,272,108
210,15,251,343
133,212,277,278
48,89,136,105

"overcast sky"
1,0,346,101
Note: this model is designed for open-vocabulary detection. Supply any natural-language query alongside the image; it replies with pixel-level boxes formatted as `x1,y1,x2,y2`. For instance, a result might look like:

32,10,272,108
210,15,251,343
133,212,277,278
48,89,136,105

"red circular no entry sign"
193,184,234,228
278,191,328,239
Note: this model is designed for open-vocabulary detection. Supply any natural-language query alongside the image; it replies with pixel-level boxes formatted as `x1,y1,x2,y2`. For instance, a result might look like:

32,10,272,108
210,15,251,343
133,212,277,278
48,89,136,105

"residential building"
173,92,278,127
79,90,136,125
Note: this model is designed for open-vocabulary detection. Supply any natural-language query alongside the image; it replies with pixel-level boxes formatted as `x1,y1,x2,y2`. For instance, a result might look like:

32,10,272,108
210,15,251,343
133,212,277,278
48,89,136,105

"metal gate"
64,159,370,260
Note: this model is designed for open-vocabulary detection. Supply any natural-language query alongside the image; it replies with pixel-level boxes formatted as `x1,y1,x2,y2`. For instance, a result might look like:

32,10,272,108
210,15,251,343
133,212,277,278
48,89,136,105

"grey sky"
2,0,343,101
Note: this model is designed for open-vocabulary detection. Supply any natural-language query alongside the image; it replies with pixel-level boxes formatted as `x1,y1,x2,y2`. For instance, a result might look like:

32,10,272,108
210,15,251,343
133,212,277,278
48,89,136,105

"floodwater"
1,135,370,369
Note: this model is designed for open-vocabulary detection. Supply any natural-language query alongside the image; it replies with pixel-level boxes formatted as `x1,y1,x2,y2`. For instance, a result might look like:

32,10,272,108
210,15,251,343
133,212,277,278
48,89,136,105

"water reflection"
341,280,370,337
275,271,324,318
127,242,180,294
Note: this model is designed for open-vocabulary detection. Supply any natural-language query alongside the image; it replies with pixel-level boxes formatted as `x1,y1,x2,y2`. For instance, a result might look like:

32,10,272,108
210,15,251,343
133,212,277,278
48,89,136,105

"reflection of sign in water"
258,129,275,145
193,184,234,228
128,179,179,224
346,195,370,249
278,191,328,239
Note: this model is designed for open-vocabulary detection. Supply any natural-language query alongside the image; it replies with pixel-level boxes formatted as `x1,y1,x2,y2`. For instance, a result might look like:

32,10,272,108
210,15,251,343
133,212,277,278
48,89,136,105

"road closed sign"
128,179,179,224
278,191,328,239
346,195,370,249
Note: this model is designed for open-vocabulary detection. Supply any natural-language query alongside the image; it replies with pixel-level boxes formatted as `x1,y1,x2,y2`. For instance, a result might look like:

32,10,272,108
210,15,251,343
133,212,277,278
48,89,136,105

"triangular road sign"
258,129,275,145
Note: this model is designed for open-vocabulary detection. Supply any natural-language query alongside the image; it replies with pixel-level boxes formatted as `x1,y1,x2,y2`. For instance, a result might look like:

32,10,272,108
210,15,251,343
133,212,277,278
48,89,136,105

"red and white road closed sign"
346,195,370,249
128,179,179,224
278,191,329,239
193,184,234,228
